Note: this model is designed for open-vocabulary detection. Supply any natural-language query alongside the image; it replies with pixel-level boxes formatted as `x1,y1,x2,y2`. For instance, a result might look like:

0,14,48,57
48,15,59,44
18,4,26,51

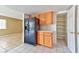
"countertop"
37,30,55,32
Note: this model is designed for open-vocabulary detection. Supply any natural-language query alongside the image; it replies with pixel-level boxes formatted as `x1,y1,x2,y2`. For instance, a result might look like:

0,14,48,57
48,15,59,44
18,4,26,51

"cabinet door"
36,12,53,25
39,14,45,24
45,12,53,24
44,32,53,48
37,32,44,45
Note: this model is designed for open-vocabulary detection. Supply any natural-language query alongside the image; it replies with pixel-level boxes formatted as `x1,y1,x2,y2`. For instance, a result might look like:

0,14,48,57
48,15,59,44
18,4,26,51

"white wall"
0,6,23,19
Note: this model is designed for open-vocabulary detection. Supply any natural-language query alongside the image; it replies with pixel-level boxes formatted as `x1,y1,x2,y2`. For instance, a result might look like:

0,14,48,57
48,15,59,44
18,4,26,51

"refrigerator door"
28,19,36,45
24,18,29,43
24,18,36,45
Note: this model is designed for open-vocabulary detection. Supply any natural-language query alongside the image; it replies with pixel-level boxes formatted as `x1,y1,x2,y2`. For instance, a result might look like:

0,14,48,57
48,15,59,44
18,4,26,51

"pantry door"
67,6,76,53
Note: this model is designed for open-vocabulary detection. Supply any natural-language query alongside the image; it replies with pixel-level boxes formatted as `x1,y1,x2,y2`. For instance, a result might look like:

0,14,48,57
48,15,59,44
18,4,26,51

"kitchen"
0,5,74,53
24,11,56,48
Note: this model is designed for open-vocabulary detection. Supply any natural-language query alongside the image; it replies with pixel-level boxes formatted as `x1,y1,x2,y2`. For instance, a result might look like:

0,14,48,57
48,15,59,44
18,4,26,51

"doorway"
56,13,68,50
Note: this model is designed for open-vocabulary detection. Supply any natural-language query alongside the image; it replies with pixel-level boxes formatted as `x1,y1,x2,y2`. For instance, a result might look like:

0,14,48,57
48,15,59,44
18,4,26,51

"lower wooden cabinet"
37,31,53,48
44,32,53,48
37,31,44,45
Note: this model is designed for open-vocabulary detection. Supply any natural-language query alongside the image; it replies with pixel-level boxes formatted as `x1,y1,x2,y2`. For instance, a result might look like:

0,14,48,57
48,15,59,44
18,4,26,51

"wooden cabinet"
37,31,53,48
45,12,53,24
37,31,44,45
44,32,53,48
35,11,53,25
39,14,45,24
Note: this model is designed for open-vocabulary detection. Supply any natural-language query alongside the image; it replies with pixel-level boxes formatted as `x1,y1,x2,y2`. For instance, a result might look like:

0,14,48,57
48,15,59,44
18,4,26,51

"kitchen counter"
37,30,55,32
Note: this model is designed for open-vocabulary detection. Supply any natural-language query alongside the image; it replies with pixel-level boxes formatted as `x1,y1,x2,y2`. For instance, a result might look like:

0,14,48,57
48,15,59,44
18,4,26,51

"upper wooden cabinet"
44,12,53,24
35,11,54,25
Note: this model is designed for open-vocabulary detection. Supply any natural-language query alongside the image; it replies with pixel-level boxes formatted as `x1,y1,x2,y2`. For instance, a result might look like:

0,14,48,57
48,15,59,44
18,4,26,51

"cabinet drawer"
44,32,52,36
44,32,52,34
44,34,51,35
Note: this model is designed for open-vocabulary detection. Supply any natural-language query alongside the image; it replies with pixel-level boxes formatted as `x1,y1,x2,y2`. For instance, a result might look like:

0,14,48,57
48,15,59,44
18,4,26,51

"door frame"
56,6,78,53
56,11,68,45
75,5,78,53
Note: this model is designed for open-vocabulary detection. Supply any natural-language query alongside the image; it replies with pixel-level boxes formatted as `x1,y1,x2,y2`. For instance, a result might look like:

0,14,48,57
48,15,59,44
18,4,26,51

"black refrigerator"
24,17,37,45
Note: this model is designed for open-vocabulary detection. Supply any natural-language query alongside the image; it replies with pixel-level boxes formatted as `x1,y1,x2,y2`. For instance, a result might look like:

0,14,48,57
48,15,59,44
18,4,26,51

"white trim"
57,10,68,14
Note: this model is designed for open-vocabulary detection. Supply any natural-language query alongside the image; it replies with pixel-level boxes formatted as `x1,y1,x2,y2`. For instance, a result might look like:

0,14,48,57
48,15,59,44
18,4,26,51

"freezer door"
24,18,29,43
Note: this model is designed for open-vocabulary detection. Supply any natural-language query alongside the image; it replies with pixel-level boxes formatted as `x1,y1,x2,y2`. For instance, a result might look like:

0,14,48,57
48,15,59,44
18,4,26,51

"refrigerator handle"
28,24,30,31
25,26,27,30
25,24,29,31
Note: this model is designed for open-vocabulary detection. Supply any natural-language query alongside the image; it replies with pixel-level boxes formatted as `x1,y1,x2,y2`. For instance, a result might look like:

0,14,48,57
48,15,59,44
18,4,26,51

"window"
0,19,6,29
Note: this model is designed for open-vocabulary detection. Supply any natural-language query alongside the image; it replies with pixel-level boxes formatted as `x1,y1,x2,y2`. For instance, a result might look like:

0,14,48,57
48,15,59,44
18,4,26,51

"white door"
67,6,76,53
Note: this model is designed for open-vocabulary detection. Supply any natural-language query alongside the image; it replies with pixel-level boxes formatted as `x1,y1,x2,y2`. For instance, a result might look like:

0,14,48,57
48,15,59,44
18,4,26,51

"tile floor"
0,33,70,53
7,39,71,53
0,33,23,53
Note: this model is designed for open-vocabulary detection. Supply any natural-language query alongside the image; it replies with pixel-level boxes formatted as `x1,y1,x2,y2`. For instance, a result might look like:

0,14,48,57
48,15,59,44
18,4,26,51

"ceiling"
5,5,72,14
